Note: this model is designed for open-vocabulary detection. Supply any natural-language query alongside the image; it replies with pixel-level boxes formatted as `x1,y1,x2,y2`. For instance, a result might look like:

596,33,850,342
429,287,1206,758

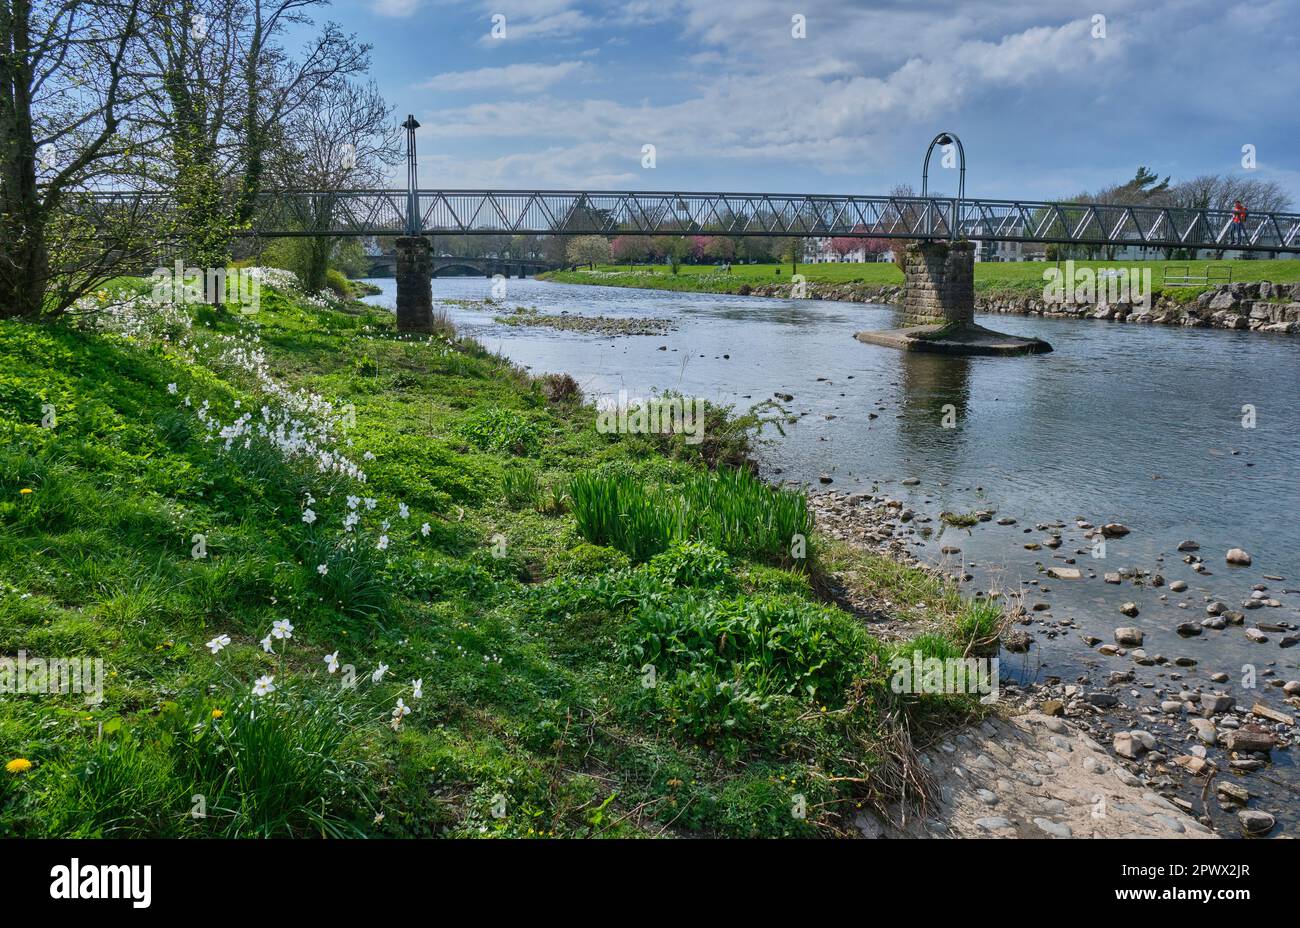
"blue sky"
311,0,1300,203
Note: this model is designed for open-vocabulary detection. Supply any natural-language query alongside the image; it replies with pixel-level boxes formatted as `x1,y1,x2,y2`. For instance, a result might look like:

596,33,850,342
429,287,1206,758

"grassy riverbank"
0,278,994,838
544,258,1300,300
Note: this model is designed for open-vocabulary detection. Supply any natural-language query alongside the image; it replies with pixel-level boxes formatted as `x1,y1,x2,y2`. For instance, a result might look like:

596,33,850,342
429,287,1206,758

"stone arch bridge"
366,253,563,279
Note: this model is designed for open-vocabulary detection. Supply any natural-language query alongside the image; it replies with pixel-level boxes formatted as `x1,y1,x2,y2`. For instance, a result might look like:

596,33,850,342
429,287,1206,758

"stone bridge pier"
857,241,1051,355
395,236,433,333
898,241,976,327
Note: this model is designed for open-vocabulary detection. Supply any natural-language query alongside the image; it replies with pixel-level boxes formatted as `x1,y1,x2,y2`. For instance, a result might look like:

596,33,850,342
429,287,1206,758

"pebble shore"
809,487,1297,838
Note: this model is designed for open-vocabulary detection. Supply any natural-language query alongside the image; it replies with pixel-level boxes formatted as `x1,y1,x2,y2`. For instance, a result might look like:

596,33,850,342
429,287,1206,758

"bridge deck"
75,190,1300,253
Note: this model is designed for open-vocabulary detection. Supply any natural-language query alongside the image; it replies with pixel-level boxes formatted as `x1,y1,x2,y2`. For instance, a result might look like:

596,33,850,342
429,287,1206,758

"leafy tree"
610,234,647,269
565,235,609,269
703,236,735,263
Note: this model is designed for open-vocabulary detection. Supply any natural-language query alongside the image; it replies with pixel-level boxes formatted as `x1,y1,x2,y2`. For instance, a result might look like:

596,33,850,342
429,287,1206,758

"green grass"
570,466,812,566
0,280,996,838
939,510,980,528
544,258,1300,300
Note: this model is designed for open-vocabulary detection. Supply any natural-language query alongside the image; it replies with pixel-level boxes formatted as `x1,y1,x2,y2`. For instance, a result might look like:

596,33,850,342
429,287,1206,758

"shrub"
550,541,630,577
628,594,870,702
656,667,765,739
325,268,352,298
456,408,542,456
645,540,732,588
540,373,581,405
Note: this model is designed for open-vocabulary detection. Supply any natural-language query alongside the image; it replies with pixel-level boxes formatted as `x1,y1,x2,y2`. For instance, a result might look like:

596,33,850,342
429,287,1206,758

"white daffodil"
420,522,431,537
412,678,423,699
167,383,178,395
252,674,276,697
363,451,376,461
390,698,411,729
364,497,377,510
317,563,329,576
324,651,340,673
371,663,388,683
260,635,275,654
376,535,389,551
347,495,360,510
302,508,316,524
271,619,294,640
398,503,409,519
205,634,231,655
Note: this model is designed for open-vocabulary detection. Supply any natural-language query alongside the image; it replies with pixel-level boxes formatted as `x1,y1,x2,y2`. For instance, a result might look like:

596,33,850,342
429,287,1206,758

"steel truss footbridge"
75,188,1300,253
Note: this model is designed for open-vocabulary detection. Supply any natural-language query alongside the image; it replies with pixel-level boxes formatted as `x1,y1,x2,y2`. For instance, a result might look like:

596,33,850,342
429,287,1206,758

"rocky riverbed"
809,487,1298,838
738,280,1300,334
493,305,674,336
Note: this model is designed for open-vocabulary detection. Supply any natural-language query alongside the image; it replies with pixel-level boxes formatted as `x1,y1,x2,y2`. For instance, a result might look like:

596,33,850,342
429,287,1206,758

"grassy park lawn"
546,258,1300,299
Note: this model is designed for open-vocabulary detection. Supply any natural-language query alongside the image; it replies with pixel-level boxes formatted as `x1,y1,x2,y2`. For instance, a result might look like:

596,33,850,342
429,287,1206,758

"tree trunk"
304,236,331,292
0,0,48,317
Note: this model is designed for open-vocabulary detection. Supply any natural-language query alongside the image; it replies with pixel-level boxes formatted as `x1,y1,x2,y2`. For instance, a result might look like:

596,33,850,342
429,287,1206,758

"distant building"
803,237,888,264
964,220,1027,262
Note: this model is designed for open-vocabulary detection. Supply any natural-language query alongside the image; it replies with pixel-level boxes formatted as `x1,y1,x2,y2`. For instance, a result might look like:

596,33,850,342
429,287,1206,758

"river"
364,274,1300,834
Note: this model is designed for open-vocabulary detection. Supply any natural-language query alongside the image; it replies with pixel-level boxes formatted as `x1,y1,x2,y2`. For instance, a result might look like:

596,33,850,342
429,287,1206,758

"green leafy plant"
456,408,543,455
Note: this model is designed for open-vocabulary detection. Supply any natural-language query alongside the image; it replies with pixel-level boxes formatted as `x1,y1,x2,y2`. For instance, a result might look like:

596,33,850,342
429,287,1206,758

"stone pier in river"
856,241,1051,355
395,236,434,333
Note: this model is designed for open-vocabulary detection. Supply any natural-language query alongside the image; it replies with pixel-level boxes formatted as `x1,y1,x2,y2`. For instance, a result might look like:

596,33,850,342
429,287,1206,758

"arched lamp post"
921,131,965,239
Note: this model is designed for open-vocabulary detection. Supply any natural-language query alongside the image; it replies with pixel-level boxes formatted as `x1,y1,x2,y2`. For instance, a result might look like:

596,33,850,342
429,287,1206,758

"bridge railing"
65,189,1300,253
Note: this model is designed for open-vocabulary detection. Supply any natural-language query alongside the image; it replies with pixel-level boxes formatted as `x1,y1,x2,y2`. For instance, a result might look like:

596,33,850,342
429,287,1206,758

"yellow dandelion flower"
211,709,224,719
6,758,33,774
19,488,33,495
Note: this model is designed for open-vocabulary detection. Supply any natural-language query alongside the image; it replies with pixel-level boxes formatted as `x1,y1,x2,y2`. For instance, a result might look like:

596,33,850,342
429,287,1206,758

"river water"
364,274,1300,832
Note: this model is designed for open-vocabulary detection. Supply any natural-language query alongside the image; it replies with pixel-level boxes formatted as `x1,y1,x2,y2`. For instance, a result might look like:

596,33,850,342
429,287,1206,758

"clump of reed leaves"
569,466,812,567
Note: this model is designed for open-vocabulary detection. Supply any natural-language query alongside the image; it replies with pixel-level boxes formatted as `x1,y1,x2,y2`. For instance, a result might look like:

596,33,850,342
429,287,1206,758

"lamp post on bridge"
402,115,421,236
921,131,965,240
395,114,433,333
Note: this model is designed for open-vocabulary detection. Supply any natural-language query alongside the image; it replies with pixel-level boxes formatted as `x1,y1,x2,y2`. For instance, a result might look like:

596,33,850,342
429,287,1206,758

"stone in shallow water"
1114,626,1143,645
1216,782,1250,805
1190,719,1217,745
1238,810,1275,836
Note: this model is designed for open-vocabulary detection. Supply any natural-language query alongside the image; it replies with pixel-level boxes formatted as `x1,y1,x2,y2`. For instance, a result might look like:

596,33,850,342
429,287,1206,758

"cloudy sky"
318,0,1299,203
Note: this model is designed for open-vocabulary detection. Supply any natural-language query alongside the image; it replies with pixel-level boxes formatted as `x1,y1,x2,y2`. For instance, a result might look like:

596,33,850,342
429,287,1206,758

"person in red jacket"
1230,200,1247,246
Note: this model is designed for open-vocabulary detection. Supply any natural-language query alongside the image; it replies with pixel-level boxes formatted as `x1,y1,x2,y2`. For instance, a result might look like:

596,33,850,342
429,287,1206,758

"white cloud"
401,0,1300,203
373,0,421,17
419,61,588,93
